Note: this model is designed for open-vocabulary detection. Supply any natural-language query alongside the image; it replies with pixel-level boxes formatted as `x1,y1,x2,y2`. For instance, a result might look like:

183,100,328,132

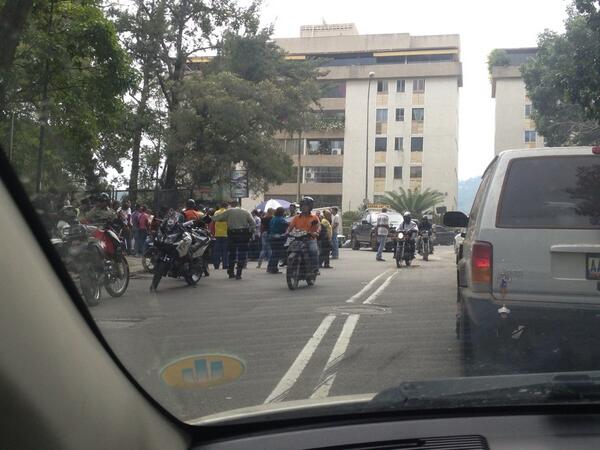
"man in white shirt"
375,207,390,261
330,207,341,259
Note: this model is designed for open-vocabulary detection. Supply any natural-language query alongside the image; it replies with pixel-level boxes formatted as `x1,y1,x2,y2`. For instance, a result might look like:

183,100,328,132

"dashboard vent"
311,434,489,450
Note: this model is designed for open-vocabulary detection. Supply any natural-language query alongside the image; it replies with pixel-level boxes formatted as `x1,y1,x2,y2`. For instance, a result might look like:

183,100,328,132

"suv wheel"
351,235,360,250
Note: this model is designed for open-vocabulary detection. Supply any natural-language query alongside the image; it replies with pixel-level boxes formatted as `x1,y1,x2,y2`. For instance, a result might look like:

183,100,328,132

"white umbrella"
258,199,291,211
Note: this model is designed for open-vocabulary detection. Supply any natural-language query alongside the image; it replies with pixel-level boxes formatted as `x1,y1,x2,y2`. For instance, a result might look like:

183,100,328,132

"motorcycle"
394,230,417,268
417,230,432,261
285,229,317,290
142,231,159,273
89,219,130,298
150,219,210,291
52,222,105,307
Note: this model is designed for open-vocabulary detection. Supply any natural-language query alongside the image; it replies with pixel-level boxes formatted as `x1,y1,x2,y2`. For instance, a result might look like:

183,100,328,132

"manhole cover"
96,318,147,329
317,304,390,316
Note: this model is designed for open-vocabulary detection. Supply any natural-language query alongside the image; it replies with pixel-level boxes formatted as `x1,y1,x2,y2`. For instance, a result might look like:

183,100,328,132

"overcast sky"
258,0,569,180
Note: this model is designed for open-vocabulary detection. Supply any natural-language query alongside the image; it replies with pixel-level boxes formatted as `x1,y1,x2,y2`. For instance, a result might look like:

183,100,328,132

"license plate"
586,254,600,280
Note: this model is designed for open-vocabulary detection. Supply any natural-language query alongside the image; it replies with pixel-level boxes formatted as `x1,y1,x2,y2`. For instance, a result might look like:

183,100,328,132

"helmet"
98,193,110,203
403,211,412,221
186,199,196,208
299,196,314,210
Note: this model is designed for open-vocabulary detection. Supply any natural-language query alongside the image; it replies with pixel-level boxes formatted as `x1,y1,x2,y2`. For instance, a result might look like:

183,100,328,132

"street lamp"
364,71,375,204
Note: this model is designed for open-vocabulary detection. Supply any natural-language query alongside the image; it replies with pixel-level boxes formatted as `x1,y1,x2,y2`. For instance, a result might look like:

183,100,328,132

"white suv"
445,147,600,366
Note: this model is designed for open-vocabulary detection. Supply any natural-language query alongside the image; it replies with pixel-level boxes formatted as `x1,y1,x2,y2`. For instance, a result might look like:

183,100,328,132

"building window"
279,139,302,155
413,78,425,93
411,108,424,121
377,80,388,93
411,137,423,152
376,108,388,122
375,137,387,152
524,130,537,143
374,166,386,178
306,139,344,155
394,137,403,151
525,104,533,118
394,166,403,179
304,167,343,183
410,166,422,178
396,79,405,92
322,81,346,98
395,108,405,122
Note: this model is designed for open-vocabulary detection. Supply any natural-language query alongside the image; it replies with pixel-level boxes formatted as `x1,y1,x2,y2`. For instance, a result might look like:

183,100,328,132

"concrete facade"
491,48,545,155
255,24,462,213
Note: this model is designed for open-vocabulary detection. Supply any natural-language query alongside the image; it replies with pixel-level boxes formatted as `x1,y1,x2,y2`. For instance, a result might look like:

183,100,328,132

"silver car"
445,147,600,365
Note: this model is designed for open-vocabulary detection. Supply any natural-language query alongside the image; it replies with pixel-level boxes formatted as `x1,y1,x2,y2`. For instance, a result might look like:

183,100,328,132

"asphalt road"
91,246,461,421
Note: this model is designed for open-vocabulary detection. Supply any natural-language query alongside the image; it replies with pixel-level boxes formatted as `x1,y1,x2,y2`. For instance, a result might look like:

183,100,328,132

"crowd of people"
58,194,343,281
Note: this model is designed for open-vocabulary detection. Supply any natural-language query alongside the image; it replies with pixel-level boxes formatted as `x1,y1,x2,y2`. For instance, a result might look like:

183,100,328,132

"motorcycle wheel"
105,255,130,297
142,248,157,273
286,258,300,290
306,272,315,286
80,269,101,306
184,261,203,286
423,242,429,261
150,261,164,291
351,235,360,251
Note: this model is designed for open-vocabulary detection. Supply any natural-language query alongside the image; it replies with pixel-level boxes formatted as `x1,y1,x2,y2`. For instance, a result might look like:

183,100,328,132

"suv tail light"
472,241,492,291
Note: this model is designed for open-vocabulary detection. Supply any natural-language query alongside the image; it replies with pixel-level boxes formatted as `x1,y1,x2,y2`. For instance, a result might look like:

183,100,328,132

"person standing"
212,202,229,270
267,207,287,274
137,206,150,256
213,201,255,280
375,207,390,261
330,207,341,259
320,210,333,269
131,204,142,257
257,208,273,268
117,200,132,255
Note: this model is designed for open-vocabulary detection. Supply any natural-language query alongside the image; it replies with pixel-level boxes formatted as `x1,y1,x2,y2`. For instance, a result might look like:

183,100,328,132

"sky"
258,0,569,180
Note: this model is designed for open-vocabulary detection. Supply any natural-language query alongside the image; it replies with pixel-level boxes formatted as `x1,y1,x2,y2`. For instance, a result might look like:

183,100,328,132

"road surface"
92,246,461,421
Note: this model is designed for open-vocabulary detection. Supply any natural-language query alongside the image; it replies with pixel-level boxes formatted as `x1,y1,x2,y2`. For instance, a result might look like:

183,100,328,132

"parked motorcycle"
285,229,317,290
417,230,432,261
52,222,104,306
89,219,130,297
142,232,159,273
150,219,210,291
394,231,416,268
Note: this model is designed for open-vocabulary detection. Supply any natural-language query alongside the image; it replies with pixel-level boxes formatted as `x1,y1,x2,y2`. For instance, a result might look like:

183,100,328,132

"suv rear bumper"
462,289,600,329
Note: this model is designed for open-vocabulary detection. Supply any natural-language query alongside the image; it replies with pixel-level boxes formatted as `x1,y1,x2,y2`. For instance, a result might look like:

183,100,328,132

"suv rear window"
497,155,600,229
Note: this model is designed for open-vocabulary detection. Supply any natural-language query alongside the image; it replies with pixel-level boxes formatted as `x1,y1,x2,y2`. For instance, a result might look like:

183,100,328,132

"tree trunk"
128,66,151,202
0,0,34,115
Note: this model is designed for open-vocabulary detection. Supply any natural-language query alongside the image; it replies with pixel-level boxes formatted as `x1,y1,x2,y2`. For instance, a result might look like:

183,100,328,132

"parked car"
350,209,402,251
444,146,600,367
431,224,455,245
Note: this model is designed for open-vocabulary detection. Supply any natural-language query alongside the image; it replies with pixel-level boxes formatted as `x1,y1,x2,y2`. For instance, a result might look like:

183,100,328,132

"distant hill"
457,176,481,213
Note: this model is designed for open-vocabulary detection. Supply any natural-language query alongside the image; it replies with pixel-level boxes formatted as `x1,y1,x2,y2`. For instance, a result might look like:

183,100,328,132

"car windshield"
3,0,600,426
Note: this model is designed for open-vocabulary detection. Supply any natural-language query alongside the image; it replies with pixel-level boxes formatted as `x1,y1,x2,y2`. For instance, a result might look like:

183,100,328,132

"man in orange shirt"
182,199,203,222
287,196,321,275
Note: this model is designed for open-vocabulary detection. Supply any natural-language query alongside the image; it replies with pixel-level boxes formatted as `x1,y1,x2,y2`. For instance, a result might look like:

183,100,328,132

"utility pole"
364,71,375,204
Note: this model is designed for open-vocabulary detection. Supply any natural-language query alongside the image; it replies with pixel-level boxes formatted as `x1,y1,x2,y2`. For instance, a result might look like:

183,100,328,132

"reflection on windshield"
3,0,600,425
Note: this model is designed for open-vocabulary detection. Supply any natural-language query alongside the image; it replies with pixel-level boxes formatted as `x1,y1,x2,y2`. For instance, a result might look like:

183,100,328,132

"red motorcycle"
88,220,130,298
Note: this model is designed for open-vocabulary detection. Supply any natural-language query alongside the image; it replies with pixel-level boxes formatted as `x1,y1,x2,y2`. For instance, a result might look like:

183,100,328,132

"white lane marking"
310,314,360,399
346,269,393,303
264,314,336,404
362,271,398,304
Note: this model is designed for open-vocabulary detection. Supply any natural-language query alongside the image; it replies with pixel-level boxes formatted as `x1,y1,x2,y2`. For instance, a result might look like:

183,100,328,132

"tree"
171,29,323,194
0,0,134,193
381,188,445,218
487,49,510,76
146,0,262,189
522,2,600,145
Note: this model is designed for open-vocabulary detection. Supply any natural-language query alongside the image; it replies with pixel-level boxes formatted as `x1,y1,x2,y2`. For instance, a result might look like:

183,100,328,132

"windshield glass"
3,0,600,425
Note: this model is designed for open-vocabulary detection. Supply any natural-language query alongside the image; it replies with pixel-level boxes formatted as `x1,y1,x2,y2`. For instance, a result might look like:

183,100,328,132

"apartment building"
258,23,462,212
491,47,544,155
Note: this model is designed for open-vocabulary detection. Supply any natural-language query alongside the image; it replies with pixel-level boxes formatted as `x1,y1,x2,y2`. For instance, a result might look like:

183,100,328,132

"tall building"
257,23,462,212
491,47,544,155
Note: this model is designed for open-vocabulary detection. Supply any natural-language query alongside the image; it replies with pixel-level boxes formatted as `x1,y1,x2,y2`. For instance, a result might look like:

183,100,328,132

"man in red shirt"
287,197,321,275
137,206,150,255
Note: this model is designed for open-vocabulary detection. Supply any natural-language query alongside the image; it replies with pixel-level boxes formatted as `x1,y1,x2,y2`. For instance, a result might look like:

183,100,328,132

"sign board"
230,169,249,199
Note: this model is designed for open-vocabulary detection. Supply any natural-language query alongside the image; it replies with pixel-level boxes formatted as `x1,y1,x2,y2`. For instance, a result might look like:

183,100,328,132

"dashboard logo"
160,354,245,389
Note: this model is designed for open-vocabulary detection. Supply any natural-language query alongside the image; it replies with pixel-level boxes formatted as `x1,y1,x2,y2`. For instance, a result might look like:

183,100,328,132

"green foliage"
381,188,446,218
1,0,134,193
522,1,600,145
487,49,510,75
171,29,323,194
